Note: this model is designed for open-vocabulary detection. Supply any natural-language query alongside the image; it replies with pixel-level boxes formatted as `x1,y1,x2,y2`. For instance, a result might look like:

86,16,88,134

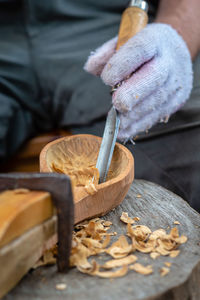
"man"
1,0,200,211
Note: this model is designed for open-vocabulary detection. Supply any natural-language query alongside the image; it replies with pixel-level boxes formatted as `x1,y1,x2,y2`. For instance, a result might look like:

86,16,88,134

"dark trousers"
0,1,200,212
127,127,200,212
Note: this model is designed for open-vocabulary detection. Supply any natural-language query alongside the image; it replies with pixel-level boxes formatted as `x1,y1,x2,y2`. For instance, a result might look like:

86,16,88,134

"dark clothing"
0,0,200,212
0,0,125,157
127,126,200,212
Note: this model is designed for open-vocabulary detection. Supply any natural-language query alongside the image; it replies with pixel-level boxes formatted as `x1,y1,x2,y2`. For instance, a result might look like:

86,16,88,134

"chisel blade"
96,107,120,183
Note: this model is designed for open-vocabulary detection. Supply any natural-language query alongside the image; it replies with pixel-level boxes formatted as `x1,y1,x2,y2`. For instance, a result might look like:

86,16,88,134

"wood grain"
116,6,148,50
4,180,200,300
0,173,74,272
0,173,74,299
0,189,53,248
0,217,57,299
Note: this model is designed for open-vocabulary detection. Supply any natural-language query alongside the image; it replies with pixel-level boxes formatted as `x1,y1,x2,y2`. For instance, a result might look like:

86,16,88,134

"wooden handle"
116,6,148,50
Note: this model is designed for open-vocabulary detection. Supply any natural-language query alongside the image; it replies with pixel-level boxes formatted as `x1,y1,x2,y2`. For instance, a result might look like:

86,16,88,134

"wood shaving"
127,224,151,241
102,255,137,269
129,263,153,275
131,238,154,253
102,236,111,248
136,194,142,198
150,252,160,260
77,260,128,278
160,267,170,276
149,229,166,240
157,237,177,251
156,246,171,256
37,214,187,279
82,238,103,249
51,162,99,194
103,221,112,227
174,235,188,244
170,227,179,238
174,221,180,225
127,223,186,258
120,212,135,224
94,265,128,278
84,182,98,195
170,250,180,258
104,232,117,236
106,235,132,258
164,262,172,267
56,283,67,290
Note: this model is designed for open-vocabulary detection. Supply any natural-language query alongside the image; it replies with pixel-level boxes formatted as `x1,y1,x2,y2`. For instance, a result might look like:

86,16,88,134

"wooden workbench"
4,180,200,300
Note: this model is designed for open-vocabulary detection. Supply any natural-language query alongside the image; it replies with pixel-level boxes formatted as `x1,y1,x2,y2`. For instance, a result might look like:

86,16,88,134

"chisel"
96,0,149,183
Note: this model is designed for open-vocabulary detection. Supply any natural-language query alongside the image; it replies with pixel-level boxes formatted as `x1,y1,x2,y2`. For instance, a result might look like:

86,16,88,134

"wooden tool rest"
0,173,74,271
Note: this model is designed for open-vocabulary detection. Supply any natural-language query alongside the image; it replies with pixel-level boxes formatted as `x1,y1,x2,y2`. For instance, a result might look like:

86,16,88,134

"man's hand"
84,0,199,141
84,23,192,140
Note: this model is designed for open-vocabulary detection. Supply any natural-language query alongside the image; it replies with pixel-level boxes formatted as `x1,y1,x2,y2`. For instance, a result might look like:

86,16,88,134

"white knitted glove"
84,23,193,141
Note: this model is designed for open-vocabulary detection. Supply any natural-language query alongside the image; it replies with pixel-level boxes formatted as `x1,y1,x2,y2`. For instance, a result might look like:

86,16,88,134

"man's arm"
155,0,200,60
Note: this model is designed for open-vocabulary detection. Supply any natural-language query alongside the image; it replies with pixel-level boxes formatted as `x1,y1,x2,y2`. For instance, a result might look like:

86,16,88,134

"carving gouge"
96,0,149,183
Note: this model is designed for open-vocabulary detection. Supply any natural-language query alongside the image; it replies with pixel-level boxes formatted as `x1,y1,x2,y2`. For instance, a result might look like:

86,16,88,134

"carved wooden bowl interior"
40,134,134,223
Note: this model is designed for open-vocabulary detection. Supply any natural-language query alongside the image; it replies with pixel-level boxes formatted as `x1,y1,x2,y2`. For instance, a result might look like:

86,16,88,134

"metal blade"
96,107,120,183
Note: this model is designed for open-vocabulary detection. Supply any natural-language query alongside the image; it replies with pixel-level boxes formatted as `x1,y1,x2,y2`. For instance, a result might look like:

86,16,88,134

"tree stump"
4,180,200,300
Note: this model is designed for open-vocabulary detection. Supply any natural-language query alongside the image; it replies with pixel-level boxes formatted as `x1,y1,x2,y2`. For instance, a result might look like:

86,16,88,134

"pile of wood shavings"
51,162,99,195
36,213,187,278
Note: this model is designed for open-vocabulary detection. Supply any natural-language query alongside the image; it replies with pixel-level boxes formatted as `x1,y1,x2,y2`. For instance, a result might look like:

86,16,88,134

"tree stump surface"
4,180,200,300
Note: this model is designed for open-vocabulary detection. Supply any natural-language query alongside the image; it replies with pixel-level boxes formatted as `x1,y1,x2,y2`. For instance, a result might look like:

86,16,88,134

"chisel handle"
116,1,148,51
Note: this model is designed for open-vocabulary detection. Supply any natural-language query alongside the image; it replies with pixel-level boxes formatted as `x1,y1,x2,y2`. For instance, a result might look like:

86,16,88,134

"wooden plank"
0,172,74,297
0,216,57,299
4,180,200,300
0,189,53,248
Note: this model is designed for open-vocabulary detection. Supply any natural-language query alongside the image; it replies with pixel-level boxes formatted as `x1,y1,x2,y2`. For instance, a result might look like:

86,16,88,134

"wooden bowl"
40,134,134,224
